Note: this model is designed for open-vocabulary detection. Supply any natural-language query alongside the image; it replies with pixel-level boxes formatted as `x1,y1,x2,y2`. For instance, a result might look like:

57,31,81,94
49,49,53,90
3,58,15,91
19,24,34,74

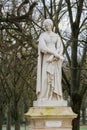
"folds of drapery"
36,33,63,99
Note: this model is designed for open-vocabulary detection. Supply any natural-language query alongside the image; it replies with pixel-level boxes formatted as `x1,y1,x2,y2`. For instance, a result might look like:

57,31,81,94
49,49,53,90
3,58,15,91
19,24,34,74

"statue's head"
43,19,53,30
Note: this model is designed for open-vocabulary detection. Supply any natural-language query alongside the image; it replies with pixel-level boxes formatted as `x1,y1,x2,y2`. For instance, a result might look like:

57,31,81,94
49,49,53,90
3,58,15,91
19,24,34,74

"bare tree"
0,1,37,130
0,1,87,130
34,1,87,130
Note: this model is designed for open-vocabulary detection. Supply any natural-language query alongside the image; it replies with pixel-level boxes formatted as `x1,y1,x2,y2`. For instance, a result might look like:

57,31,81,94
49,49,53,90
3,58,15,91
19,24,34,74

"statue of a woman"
36,19,64,101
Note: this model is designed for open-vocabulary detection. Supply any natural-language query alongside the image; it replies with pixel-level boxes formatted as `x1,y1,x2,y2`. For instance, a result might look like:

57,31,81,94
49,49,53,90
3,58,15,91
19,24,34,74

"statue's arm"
38,34,63,60
56,35,63,55
54,35,64,60
39,35,55,55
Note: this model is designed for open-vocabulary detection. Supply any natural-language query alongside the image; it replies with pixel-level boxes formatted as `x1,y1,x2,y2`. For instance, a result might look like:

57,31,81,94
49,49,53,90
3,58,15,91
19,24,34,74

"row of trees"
0,1,37,130
0,0,87,130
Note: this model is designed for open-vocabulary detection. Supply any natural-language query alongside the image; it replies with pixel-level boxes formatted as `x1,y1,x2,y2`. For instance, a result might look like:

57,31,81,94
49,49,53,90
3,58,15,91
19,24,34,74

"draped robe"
36,32,63,100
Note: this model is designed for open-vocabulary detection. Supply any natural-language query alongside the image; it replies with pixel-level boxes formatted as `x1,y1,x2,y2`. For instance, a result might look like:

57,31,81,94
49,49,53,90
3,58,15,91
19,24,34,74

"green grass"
80,126,87,130
80,128,87,130
2,125,87,130
2,125,29,130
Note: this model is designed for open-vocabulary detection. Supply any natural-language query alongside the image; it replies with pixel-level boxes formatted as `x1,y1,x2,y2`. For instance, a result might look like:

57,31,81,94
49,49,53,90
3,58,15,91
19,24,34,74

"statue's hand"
59,55,64,60
54,53,64,60
53,57,59,61
46,55,54,63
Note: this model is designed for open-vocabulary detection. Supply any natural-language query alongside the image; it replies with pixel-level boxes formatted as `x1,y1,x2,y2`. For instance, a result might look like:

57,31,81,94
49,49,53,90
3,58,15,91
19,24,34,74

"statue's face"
45,24,52,31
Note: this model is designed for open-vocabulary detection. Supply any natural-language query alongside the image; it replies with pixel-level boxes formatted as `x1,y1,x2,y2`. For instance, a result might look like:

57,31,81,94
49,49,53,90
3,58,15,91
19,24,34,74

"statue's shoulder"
52,32,58,37
39,32,46,38
53,33,61,39
40,32,59,38
40,32,46,37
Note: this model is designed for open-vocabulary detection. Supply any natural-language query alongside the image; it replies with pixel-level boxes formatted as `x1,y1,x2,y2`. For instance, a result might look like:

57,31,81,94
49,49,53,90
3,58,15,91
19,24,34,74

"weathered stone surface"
24,107,77,130
33,99,67,107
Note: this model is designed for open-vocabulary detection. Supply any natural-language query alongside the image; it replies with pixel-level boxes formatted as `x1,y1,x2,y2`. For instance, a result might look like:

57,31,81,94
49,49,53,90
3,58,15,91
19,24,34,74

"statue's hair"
43,19,53,28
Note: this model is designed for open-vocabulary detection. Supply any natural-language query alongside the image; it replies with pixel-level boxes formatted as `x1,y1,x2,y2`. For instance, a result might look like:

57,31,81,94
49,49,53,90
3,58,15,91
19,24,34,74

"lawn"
2,125,87,130
80,128,87,130
80,126,87,130
2,125,29,130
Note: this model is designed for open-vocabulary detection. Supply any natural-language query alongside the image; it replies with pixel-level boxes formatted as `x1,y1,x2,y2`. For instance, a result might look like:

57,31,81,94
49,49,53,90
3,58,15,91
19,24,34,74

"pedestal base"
24,107,77,130
33,99,67,107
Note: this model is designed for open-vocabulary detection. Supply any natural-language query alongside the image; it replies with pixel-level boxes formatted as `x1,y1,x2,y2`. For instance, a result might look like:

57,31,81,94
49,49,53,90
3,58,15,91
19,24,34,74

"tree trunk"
82,108,86,125
72,113,80,130
71,92,82,130
15,119,20,130
14,104,20,130
6,107,11,130
0,110,3,130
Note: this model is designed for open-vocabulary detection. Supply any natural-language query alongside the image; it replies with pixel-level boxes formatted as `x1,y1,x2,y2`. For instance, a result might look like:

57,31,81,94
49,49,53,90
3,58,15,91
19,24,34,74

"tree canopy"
0,0,87,130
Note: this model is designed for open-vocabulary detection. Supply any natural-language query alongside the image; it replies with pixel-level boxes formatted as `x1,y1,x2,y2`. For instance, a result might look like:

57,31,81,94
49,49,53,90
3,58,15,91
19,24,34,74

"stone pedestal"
24,107,77,130
33,99,67,107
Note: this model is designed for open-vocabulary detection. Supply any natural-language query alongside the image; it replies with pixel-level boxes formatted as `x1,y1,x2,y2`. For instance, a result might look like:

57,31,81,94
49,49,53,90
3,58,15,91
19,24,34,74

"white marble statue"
36,19,64,102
